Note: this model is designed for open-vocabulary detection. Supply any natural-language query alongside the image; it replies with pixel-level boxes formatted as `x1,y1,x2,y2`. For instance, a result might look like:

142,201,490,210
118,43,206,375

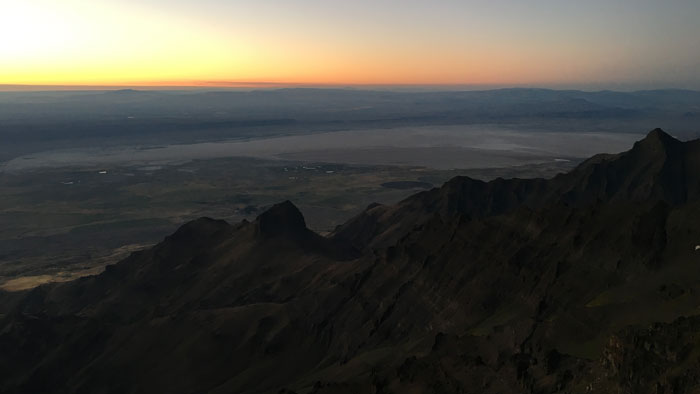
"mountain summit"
256,200,308,238
3,129,700,394
641,127,679,145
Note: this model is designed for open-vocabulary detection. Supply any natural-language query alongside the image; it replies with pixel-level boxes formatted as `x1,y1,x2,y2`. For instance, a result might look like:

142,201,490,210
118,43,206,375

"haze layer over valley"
4,88,696,290
1,88,698,290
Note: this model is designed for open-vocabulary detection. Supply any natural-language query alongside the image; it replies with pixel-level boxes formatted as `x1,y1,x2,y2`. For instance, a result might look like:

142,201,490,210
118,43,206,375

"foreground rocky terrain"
2,129,700,393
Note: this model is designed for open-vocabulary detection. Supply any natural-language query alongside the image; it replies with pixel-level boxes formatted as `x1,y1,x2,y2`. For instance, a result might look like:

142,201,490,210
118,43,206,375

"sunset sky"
2,0,699,89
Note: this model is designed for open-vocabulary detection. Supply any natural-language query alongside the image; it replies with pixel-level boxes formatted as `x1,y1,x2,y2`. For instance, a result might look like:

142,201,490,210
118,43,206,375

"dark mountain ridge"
3,129,700,393
332,128,697,249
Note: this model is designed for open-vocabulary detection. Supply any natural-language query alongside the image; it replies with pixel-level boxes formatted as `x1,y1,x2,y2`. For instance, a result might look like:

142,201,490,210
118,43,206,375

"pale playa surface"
1,125,641,172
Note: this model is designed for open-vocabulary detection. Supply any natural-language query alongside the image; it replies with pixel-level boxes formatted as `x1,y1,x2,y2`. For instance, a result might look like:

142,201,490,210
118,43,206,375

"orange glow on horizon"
2,1,697,89
0,1,602,88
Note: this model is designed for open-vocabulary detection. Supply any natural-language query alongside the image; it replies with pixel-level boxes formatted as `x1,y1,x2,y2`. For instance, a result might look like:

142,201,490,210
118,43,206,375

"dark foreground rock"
2,129,700,393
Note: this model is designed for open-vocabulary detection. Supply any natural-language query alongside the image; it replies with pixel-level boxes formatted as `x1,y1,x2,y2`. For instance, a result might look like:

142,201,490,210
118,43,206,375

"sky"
1,0,699,89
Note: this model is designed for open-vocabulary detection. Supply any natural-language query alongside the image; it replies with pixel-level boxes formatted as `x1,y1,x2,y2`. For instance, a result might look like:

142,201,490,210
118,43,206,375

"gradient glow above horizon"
2,0,699,89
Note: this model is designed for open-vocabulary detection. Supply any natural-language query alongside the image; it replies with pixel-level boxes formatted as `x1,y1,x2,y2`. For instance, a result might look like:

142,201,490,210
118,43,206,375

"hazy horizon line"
2,82,699,93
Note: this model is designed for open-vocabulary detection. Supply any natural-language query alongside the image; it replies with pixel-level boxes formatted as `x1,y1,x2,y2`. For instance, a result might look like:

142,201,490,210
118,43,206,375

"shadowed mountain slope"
332,128,700,249
3,129,700,393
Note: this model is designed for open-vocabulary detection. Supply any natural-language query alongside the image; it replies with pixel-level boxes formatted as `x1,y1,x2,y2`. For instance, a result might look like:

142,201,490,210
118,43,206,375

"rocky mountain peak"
633,128,681,153
255,200,308,238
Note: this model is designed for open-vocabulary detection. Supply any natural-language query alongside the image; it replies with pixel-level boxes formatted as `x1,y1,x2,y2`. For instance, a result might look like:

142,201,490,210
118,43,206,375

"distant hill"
3,129,700,393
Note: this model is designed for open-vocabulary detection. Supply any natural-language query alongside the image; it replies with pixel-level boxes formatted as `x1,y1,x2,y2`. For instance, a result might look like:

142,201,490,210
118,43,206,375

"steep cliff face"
2,129,700,394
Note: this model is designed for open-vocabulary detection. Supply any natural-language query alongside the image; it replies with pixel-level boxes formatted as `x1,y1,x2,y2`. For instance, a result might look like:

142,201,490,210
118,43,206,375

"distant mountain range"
2,128,700,393
1,88,699,161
